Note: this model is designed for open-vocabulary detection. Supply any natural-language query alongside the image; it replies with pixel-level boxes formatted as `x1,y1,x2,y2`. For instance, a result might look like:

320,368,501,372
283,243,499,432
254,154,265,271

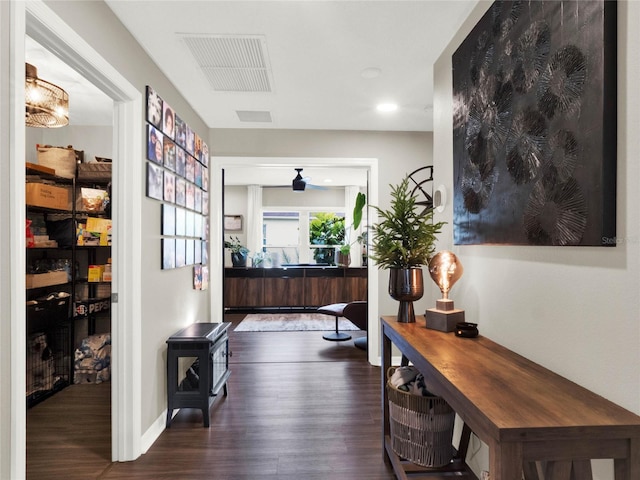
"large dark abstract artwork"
452,1,616,246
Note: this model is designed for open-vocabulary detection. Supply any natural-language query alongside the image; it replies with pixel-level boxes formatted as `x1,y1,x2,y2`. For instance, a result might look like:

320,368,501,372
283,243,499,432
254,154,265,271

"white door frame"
6,2,142,477
211,156,380,365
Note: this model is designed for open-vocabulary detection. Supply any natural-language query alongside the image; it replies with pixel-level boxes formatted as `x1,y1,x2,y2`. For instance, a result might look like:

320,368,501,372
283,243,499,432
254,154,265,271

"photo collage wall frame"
146,86,209,289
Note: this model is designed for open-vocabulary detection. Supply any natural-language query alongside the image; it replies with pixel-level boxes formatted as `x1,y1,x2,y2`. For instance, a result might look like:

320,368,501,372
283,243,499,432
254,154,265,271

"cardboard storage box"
26,183,71,211
26,270,68,289
36,145,77,179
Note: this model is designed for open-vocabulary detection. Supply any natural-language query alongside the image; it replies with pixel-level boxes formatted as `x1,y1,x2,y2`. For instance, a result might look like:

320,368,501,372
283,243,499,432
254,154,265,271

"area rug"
234,313,360,332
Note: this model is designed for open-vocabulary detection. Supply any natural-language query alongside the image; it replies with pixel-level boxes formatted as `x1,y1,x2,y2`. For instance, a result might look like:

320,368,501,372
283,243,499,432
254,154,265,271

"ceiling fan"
262,168,327,191
291,168,327,191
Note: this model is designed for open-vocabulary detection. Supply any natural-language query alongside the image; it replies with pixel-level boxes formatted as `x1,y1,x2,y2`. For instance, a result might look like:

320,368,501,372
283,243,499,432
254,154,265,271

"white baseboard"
141,410,175,454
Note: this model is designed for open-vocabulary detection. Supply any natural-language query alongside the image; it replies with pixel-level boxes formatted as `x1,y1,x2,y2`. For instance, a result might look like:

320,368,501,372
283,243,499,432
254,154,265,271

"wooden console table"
381,316,640,480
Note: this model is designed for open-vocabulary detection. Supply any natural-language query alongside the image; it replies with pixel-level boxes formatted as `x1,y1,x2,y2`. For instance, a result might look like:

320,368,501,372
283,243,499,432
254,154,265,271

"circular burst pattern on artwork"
491,0,523,41
523,177,587,245
470,30,495,87
537,45,587,119
512,21,551,93
505,108,547,185
465,78,514,168
461,161,499,214
542,129,579,185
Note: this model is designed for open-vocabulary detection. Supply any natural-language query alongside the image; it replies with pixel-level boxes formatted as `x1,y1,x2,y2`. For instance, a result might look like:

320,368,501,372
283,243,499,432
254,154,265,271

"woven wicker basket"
386,367,455,467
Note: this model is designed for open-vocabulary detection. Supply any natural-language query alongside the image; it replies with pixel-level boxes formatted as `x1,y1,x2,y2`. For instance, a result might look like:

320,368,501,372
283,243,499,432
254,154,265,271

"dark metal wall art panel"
452,1,617,246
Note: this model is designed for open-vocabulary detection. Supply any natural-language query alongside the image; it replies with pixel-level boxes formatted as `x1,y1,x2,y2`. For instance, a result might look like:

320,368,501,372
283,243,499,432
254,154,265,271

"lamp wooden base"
425,307,465,332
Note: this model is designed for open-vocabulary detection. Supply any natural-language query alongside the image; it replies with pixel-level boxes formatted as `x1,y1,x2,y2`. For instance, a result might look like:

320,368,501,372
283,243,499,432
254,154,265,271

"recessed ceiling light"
376,102,398,113
361,67,382,79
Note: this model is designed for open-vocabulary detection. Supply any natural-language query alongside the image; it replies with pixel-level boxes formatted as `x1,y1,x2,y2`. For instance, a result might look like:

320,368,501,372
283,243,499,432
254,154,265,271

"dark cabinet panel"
224,277,263,308
263,277,305,307
305,277,343,306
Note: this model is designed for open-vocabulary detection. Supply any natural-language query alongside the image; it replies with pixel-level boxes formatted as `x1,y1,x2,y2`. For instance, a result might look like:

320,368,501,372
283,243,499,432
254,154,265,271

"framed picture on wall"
201,191,209,216
163,171,176,204
175,177,186,207
186,183,195,211
186,238,194,265
162,101,175,140
146,162,163,201
224,215,242,231
147,125,163,164
186,210,195,237
186,125,195,155
163,137,176,172
175,238,186,268
186,155,195,183
194,213,202,238
202,166,208,192
176,148,186,178
193,265,202,290
175,207,186,236
201,241,208,265
146,86,163,128
161,238,175,270
174,113,186,148
194,188,202,213
201,142,209,167
194,239,202,264
162,204,176,236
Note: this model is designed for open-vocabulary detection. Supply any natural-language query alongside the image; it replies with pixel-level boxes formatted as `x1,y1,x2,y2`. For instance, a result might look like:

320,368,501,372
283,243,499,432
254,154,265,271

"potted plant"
357,230,368,266
224,236,249,267
309,212,345,265
336,192,366,266
370,176,446,323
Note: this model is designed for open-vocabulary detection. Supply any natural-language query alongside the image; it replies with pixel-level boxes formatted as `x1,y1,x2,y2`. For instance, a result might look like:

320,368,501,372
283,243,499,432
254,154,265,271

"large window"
262,211,300,265
262,209,345,265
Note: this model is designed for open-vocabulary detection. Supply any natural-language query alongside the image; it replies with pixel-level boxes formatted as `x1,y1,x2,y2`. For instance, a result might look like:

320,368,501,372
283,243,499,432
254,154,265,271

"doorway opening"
212,156,380,365
6,3,143,478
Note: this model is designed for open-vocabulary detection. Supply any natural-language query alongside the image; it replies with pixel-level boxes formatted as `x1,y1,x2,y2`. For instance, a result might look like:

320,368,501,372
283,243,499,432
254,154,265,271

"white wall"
28,125,114,164
433,1,640,476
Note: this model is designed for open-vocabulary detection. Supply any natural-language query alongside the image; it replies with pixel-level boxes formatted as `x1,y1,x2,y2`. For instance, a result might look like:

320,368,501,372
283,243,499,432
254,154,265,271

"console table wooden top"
381,316,640,480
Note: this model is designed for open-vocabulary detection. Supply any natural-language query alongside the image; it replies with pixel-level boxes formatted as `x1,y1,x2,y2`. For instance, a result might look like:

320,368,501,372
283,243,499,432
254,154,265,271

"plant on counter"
224,236,249,254
225,236,249,267
251,251,270,268
370,176,446,322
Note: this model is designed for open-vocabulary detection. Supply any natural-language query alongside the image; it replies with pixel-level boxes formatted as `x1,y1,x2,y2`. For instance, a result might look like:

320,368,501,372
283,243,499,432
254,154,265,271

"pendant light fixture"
25,63,69,128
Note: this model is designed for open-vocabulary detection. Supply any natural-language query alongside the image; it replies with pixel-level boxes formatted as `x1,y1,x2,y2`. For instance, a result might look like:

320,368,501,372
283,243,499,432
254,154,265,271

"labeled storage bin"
386,367,455,468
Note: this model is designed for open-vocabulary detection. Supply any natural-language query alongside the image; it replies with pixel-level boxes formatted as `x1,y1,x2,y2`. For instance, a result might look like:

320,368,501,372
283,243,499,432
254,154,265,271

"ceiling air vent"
236,110,272,123
180,34,273,93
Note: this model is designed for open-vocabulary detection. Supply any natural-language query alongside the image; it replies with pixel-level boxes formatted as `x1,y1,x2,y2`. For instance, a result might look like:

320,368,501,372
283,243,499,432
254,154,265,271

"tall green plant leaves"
370,176,445,269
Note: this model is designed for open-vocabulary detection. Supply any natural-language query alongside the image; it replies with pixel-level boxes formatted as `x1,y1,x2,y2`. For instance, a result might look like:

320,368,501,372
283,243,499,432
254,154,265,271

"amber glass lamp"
425,250,465,332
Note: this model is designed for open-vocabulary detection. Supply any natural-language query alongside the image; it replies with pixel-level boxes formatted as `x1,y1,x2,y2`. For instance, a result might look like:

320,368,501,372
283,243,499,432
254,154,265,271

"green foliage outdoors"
370,176,446,269
309,212,345,246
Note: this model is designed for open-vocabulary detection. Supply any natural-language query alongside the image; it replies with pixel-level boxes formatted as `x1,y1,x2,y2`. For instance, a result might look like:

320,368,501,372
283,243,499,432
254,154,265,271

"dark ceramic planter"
388,268,424,323
231,252,247,267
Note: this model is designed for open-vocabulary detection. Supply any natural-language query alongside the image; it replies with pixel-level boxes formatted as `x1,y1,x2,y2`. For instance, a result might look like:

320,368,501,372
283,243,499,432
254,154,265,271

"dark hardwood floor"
27,314,395,479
